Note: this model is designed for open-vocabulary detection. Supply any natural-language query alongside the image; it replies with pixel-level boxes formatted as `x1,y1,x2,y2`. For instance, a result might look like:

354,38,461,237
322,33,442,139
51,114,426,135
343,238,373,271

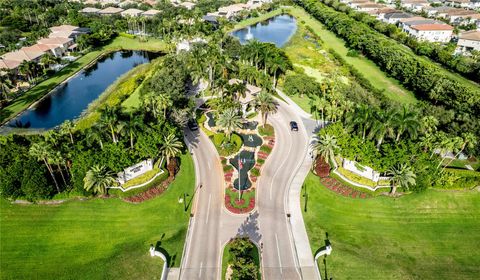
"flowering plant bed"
225,187,255,214
123,176,174,203
320,177,371,199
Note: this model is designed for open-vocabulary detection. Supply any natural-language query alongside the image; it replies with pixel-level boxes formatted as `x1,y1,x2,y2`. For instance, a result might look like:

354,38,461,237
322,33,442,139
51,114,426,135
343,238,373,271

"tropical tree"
40,53,59,70
123,114,143,149
420,115,439,135
442,133,477,171
217,108,243,140
86,124,105,150
83,165,116,195
160,133,183,166
394,106,420,142
100,107,119,143
0,74,13,101
252,91,278,126
59,120,75,144
313,134,340,166
347,104,373,141
369,108,397,149
157,92,173,119
387,163,416,195
436,136,463,169
310,96,329,126
29,142,60,193
18,60,38,83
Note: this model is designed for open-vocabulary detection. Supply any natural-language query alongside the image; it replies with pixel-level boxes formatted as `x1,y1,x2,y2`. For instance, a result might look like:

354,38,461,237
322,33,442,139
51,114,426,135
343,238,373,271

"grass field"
221,240,261,280
301,172,480,279
0,36,167,124
0,153,194,279
285,7,417,104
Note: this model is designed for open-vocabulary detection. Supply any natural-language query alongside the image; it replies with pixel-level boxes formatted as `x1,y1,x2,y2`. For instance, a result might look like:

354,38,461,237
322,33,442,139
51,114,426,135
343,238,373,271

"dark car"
290,121,298,131
188,120,199,131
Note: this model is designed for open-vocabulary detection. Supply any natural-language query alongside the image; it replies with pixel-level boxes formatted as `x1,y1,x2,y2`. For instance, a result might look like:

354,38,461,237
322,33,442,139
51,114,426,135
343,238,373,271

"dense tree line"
296,0,480,153
317,0,480,82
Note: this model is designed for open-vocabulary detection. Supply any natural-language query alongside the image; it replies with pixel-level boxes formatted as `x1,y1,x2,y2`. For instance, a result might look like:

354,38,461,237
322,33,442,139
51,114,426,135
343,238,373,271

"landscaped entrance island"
5,50,159,129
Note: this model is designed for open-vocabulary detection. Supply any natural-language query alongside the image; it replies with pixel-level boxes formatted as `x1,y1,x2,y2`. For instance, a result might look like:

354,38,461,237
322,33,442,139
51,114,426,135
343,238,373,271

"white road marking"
275,233,283,276
205,194,212,224
208,161,211,170
270,123,293,200
198,261,203,278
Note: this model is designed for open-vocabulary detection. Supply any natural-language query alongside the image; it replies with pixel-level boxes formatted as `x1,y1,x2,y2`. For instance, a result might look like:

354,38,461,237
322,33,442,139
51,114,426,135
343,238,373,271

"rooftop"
142,9,161,16
98,7,124,14
459,30,480,41
411,23,454,31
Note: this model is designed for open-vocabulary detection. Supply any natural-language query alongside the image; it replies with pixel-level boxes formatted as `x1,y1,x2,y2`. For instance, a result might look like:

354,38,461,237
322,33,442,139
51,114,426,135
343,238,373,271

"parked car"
290,121,298,131
188,120,199,131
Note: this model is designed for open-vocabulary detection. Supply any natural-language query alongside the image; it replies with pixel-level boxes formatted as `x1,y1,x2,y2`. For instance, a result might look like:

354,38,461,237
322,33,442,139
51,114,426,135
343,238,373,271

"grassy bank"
0,153,194,279
231,9,284,31
0,36,167,125
301,172,480,279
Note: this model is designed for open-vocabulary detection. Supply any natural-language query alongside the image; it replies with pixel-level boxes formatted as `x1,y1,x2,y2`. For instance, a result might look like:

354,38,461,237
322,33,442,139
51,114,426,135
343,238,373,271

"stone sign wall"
117,159,153,184
342,158,380,182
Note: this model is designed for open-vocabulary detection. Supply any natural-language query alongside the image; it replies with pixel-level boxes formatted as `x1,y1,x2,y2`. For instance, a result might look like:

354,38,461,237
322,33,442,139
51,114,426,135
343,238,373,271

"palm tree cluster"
347,105,421,150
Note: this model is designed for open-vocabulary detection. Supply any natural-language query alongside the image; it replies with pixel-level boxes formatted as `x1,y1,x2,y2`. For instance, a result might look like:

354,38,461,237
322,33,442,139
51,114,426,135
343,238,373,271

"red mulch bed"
320,177,372,199
123,176,174,203
225,191,255,214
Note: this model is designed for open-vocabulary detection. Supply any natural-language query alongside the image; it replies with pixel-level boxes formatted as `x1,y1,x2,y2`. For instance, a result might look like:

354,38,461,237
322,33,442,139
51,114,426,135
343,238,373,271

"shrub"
257,158,265,165
258,124,274,137
337,167,377,187
212,133,243,157
346,49,359,57
223,164,233,172
119,32,136,39
260,145,272,154
250,168,260,177
246,112,258,119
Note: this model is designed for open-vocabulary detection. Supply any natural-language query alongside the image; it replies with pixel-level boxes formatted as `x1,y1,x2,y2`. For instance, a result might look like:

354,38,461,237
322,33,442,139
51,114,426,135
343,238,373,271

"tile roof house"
456,30,480,53
382,12,413,24
49,25,90,40
79,7,101,14
142,9,161,17
98,7,124,15
445,9,480,24
121,8,145,17
216,3,248,19
179,2,196,10
405,23,453,42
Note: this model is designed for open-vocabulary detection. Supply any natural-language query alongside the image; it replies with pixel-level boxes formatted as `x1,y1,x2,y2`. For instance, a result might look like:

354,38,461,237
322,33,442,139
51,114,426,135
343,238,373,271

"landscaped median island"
198,107,276,214
222,237,261,280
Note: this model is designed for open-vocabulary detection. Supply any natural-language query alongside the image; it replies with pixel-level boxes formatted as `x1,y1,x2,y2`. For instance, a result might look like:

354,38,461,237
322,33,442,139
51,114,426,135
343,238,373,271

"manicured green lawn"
221,240,261,280
0,36,167,124
301,172,480,279
283,7,417,104
0,153,194,279
231,9,284,31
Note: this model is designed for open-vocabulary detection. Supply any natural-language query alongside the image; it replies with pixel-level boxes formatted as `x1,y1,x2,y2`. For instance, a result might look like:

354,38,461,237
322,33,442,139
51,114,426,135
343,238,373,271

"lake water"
231,14,297,47
7,50,159,129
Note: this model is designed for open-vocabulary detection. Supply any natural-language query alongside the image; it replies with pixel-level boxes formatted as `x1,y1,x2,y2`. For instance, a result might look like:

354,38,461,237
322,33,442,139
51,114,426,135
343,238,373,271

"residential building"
121,8,145,17
210,3,248,19
445,9,480,24
49,25,90,40
405,23,453,42
355,3,386,12
37,37,74,57
444,0,471,8
79,7,101,14
179,2,196,10
97,7,124,15
382,12,413,23
367,8,399,19
142,9,161,17
400,0,429,12
456,30,480,53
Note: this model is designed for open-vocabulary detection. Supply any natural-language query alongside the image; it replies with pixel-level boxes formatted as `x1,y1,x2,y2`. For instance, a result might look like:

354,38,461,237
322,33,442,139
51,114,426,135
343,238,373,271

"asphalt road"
181,99,312,280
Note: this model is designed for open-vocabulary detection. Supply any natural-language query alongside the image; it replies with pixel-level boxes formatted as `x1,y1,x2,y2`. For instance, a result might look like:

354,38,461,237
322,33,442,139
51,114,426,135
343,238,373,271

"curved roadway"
181,99,317,280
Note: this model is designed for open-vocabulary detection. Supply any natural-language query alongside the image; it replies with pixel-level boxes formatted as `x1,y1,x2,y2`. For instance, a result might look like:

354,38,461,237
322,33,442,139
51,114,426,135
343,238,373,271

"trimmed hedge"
258,124,275,137
211,132,243,157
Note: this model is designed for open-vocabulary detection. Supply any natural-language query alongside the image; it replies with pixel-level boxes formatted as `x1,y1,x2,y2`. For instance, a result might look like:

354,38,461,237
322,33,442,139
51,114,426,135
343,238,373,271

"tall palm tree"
160,133,183,166
29,142,60,193
313,134,340,167
100,107,119,143
59,120,75,144
86,124,105,150
435,135,463,169
18,60,37,83
310,96,329,126
442,133,477,171
217,108,243,139
252,91,278,126
40,53,59,70
123,115,143,149
83,165,116,195
347,104,373,141
157,92,173,119
387,164,416,195
0,74,13,101
394,106,420,142
369,108,397,150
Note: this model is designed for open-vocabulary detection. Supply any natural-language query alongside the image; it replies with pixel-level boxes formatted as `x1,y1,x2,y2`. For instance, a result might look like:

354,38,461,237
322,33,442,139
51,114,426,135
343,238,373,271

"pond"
231,14,297,47
6,50,160,129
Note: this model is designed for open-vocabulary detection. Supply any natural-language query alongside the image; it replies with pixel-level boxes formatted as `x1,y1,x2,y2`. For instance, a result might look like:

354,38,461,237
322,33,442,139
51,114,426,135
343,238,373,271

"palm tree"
387,164,416,195
157,92,173,119
313,134,340,167
347,104,373,141
160,133,183,166
252,91,278,126
435,135,463,169
369,108,397,150
29,142,61,193
217,108,243,140
394,106,420,142
59,120,75,144
310,96,329,126
40,53,59,70
123,115,143,149
86,124,105,150
442,133,477,171
0,74,13,101
18,60,38,83
100,107,119,143
83,165,116,195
